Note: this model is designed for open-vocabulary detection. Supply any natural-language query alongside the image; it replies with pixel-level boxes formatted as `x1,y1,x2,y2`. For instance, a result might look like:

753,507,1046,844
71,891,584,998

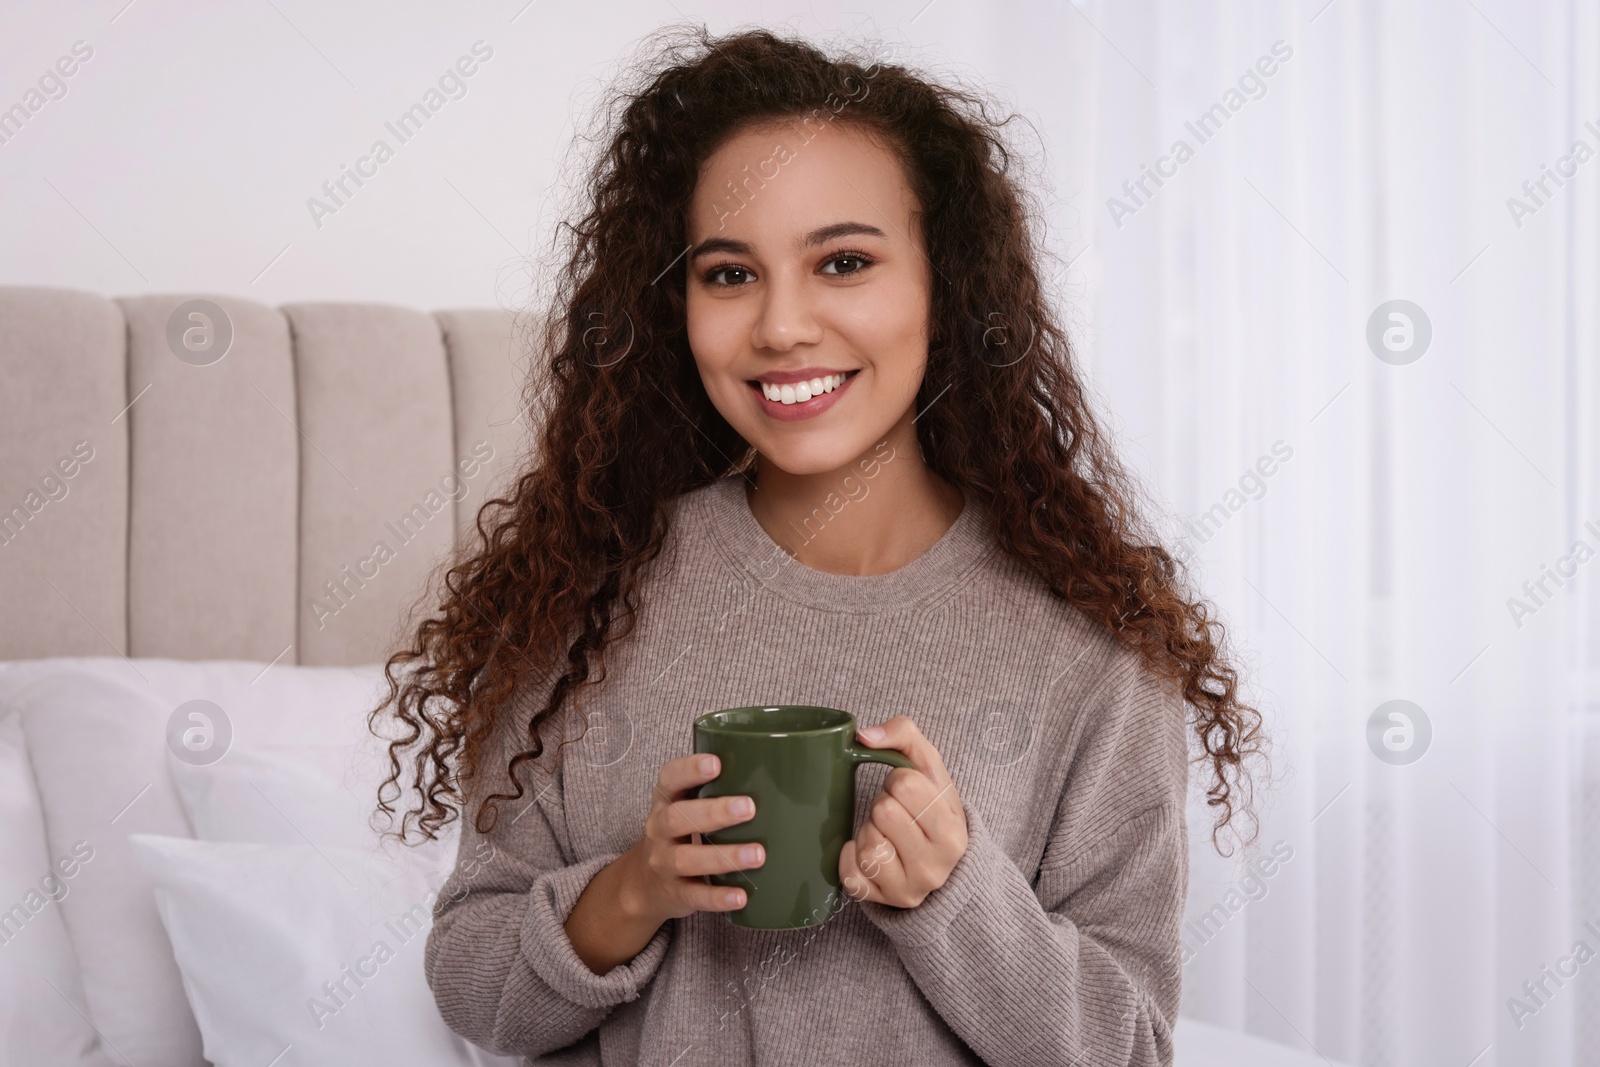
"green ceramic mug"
694,704,914,930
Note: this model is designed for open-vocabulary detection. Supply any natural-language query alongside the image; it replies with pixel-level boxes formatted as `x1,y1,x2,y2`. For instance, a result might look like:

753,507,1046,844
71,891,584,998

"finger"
855,816,888,861
855,715,951,785
870,793,934,902
878,788,968,894
855,824,911,902
854,820,907,892
654,794,755,840
655,753,724,803
881,765,939,812
883,766,961,833
664,840,765,879
838,840,883,904
869,790,930,855
682,880,749,913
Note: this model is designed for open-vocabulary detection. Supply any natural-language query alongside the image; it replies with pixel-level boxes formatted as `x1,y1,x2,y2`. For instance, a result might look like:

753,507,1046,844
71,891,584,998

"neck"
744,408,964,577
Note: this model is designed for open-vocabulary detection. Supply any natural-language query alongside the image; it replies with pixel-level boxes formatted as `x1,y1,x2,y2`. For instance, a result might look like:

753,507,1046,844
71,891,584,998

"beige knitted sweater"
424,473,1191,1065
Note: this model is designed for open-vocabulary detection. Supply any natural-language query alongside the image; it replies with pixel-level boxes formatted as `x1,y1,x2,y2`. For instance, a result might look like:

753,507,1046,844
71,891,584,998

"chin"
753,448,851,478
744,434,881,479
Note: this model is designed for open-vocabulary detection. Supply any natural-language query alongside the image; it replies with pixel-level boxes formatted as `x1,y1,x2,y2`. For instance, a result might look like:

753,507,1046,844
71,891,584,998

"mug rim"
694,704,854,737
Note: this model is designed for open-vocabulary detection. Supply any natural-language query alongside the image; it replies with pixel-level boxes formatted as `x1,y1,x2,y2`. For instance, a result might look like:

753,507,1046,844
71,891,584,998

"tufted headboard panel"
0,287,534,667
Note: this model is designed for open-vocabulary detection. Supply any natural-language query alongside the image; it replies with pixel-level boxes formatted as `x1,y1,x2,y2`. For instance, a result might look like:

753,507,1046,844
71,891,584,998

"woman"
374,26,1265,1067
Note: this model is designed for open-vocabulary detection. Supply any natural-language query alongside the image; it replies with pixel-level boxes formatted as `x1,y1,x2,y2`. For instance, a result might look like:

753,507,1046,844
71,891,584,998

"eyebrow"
689,221,888,260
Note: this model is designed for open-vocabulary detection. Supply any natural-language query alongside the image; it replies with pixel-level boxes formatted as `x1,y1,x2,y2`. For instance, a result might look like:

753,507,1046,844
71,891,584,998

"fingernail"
859,725,885,743
732,796,754,817
740,845,763,864
726,890,745,907
700,755,717,775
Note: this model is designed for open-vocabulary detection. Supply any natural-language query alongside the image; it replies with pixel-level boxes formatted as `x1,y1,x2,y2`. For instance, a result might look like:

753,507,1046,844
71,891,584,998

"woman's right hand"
565,752,764,974
621,752,765,924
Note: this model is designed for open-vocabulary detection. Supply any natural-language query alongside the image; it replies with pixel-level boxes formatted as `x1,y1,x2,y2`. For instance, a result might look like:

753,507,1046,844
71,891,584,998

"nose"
749,269,823,352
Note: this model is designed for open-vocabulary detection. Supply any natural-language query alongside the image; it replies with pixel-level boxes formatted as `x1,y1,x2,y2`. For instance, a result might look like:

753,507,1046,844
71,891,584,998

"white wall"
0,0,1095,314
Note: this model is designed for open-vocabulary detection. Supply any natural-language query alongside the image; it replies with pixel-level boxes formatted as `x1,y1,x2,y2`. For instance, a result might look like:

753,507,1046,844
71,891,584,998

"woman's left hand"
840,715,969,908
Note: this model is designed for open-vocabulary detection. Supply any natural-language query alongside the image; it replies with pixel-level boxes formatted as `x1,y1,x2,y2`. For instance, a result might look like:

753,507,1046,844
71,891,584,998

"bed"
0,285,1346,1066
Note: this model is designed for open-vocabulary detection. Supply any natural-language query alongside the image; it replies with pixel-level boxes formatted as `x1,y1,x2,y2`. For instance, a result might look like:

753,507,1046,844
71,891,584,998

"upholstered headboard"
0,287,534,666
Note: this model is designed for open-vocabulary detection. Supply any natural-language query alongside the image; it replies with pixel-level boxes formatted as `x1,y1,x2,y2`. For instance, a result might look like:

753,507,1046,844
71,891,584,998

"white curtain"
1033,1,1600,1064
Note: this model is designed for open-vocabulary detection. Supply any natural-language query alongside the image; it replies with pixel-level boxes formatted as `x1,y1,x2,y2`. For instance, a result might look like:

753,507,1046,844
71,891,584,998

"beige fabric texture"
425,473,1191,1067
0,286,527,666
0,287,127,657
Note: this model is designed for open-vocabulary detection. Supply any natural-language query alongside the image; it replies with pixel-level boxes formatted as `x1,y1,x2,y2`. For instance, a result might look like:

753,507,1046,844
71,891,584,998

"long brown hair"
371,25,1268,855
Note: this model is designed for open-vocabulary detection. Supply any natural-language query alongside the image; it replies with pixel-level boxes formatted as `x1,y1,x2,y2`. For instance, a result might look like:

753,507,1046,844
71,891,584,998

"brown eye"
706,265,754,286
820,254,872,276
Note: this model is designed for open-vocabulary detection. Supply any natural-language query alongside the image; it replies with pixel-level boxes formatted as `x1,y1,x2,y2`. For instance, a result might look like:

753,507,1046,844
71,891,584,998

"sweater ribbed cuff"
857,801,1007,949
520,851,673,1010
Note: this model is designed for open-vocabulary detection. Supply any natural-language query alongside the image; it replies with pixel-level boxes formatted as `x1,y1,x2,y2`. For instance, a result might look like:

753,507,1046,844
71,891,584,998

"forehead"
688,119,919,243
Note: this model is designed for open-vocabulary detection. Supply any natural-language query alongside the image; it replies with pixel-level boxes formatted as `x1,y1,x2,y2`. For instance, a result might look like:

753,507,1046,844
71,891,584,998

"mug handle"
845,741,915,771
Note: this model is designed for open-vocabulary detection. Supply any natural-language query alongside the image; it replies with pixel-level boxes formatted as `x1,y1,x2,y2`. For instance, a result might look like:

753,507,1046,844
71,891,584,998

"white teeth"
761,372,849,404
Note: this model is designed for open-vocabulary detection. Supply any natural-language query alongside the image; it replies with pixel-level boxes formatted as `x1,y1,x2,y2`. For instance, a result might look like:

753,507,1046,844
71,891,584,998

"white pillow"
167,731,385,850
0,708,116,1067
12,667,205,1067
130,833,521,1067
160,661,462,873
2,655,399,1067
157,663,404,852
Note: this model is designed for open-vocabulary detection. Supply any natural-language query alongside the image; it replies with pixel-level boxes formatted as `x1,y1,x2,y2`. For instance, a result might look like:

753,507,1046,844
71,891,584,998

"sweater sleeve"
857,654,1190,1067
423,712,673,1059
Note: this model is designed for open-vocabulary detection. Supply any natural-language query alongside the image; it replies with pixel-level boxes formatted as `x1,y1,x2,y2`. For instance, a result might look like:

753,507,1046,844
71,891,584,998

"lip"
747,369,859,422
753,366,855,385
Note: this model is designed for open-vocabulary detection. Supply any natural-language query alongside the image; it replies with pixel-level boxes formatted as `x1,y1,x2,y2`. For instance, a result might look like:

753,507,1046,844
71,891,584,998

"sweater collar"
698,472,996,614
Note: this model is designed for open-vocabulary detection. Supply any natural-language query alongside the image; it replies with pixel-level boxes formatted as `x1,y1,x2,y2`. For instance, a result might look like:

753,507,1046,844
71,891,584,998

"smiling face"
684,119,932,476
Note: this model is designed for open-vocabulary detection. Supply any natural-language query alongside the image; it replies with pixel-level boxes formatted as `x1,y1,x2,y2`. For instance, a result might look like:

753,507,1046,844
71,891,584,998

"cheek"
685,292,742,372
835,280,928,376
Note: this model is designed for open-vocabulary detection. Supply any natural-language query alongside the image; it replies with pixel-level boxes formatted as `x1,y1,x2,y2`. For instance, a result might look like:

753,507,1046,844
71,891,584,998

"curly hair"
370,24,1268,856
